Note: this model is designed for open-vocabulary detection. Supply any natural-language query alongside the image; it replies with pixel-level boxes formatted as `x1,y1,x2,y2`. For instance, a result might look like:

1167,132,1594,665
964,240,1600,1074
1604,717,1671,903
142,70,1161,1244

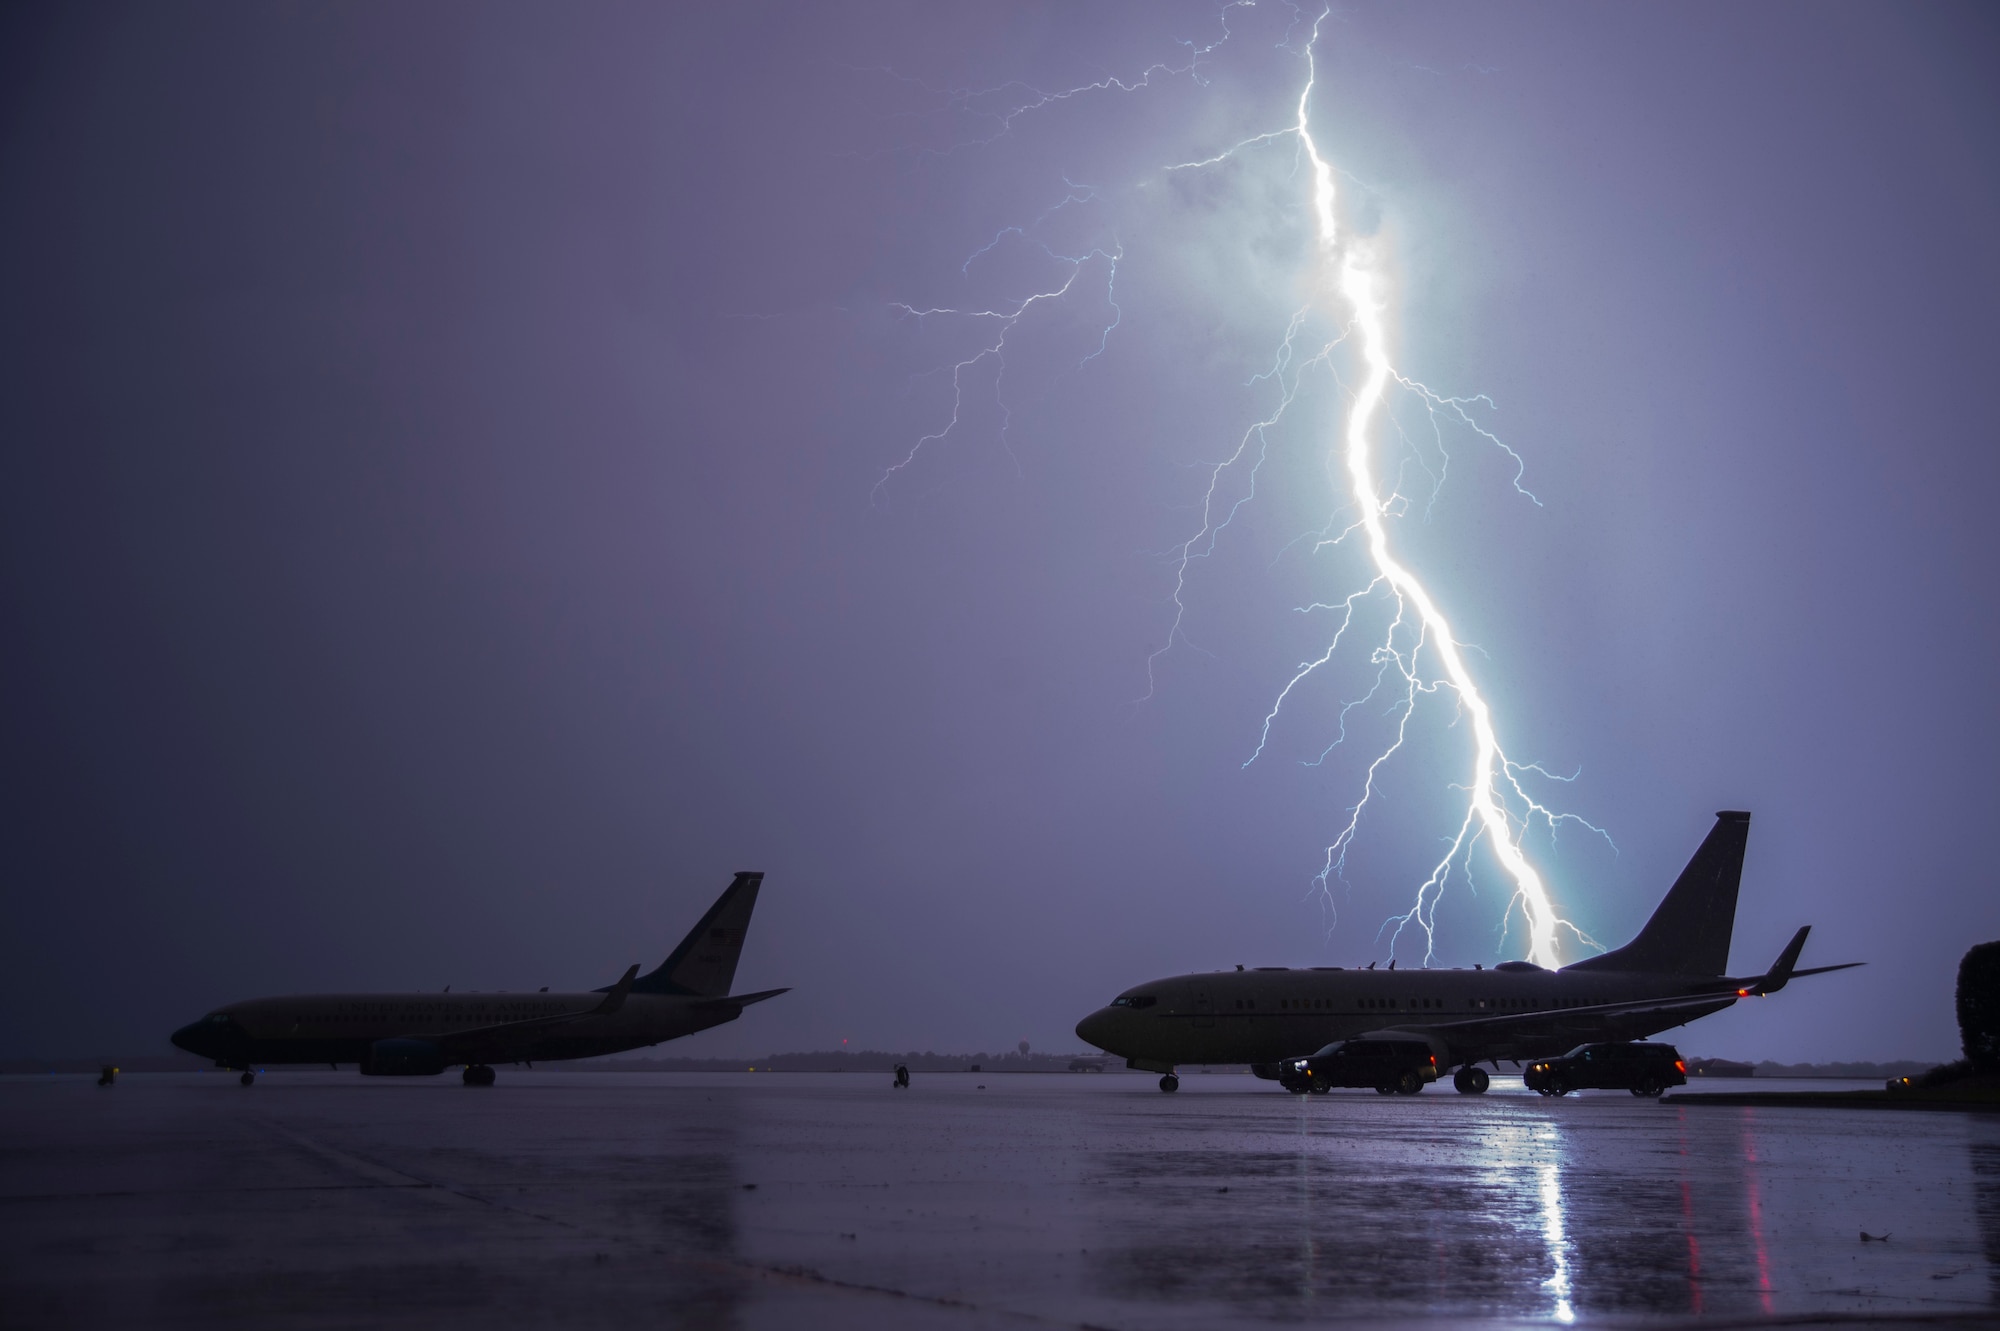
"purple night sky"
3,2,1996,1064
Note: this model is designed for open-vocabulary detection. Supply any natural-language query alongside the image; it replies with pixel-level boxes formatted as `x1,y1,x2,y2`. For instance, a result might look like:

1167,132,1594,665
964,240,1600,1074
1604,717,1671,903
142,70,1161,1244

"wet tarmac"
3,1071,1997,1329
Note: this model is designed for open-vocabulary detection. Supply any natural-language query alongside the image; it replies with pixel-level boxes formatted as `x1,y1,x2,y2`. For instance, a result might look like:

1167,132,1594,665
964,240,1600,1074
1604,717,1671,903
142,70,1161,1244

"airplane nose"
1075,1009,1118,1053
170,1022,210,1056
172,1017,242,1061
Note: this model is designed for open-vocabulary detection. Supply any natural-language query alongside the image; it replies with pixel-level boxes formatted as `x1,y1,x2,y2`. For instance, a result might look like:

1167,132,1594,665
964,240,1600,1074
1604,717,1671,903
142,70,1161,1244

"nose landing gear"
462,1065,497,1087
1158,1073,1180,1093
238,1071,256,1087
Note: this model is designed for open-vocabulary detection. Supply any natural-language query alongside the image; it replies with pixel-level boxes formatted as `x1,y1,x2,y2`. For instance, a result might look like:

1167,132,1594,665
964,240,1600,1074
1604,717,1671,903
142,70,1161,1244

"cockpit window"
1110,995,1157,1009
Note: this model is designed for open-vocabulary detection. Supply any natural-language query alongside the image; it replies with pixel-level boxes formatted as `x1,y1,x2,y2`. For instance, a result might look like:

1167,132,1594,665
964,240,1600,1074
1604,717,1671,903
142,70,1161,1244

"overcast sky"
5,2,1997,1064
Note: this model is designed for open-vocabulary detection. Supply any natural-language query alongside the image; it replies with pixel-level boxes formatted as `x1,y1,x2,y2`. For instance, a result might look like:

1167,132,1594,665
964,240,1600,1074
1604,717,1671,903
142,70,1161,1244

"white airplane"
1075,813,1861,1092
172,873,786,1085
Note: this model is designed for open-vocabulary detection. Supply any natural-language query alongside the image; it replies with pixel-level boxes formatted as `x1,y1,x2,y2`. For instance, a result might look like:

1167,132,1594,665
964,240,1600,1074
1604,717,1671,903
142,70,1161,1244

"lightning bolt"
872,187,1121,505
869,4,1606,968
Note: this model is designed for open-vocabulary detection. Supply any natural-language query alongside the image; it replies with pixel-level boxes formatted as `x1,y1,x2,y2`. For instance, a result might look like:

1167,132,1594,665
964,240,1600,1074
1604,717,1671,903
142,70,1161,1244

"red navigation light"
1735,988,1750,997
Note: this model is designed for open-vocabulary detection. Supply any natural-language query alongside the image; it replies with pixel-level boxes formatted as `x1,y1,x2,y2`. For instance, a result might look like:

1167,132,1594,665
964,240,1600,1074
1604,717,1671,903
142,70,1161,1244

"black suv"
1279,1038,1440,1096
1524,1041,1686,1097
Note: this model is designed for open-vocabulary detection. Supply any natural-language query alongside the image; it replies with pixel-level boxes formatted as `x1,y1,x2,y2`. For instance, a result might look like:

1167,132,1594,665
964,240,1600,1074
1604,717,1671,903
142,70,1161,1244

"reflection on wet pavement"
2,1071,1993,1328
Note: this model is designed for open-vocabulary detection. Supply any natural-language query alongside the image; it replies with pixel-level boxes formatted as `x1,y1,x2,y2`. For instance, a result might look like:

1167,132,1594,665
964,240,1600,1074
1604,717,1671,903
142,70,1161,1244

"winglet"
1747,926,1811,995
1751,928,1865,994
593,964,641,1015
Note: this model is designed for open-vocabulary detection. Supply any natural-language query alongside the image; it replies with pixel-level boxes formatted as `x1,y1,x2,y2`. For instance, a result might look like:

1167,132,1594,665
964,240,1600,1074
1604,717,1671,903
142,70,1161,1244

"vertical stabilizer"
1565,812,1750,976
625,872,765,997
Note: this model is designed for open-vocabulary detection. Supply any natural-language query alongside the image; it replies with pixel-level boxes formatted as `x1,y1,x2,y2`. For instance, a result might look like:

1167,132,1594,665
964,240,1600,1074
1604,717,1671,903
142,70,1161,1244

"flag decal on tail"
607,872,767,998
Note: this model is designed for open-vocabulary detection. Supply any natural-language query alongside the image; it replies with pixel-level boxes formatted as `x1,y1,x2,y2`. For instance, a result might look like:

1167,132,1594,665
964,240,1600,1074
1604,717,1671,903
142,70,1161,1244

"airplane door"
1193,988,1214,1029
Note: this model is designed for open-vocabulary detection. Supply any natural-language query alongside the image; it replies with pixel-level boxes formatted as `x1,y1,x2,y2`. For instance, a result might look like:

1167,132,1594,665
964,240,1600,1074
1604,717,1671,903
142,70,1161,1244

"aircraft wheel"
1454,1067,1490,1094
1159,1074,1179,1093
239,1071,255,1087
1395,1071,1424,1096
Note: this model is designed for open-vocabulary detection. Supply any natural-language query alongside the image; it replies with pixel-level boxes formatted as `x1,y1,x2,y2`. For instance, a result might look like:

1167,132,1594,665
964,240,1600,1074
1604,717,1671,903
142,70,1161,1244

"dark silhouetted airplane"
1075,812,1862,1092
172,873,785,1085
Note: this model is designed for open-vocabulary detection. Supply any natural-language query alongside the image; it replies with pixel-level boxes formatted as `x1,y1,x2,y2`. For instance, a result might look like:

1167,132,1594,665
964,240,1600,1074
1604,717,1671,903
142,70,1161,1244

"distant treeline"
1746,1059,1932,1080
0,1055,210,1075
563,1049,1131,1074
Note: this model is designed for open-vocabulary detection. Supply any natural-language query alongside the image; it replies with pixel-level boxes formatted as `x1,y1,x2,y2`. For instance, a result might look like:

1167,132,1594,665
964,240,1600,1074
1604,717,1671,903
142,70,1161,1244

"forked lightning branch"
873,4,1603,967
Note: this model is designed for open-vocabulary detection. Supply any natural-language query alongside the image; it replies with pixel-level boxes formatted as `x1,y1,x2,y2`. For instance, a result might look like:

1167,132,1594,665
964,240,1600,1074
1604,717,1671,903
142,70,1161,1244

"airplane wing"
1381,986,1745,1054
418,964,642,1058
415,975,793,1064
1376,979,1752,1039
1379,928,1863,1059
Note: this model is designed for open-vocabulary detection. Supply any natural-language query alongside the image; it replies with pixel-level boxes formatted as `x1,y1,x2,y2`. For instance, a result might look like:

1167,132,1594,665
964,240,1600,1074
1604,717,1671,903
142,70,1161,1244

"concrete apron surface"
3,1070,1996,1329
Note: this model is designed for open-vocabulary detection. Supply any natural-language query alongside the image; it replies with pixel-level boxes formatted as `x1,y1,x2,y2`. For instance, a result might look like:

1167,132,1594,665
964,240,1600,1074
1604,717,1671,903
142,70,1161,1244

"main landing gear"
238,1071,256,1086
1158,1073,1180,1093
1453,1066,1490,1095
462,1065,496,1087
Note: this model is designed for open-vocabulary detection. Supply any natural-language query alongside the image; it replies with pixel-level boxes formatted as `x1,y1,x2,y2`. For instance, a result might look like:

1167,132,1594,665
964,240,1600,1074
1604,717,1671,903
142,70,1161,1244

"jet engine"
360,1038,445,1076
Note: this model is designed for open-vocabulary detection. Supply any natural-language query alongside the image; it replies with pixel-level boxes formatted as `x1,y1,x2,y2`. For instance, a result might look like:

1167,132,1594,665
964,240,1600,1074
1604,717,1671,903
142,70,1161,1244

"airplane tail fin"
625,872,765,998
1565,812,1750,976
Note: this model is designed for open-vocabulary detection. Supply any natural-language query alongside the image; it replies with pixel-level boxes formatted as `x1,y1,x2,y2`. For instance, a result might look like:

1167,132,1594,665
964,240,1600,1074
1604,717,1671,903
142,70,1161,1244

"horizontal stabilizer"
727,987,790,1007
691,987,791,1012
1785,963,1865,980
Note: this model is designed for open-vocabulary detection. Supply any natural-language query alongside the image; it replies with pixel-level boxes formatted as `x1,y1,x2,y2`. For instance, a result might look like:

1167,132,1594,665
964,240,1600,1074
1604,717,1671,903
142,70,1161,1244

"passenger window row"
1224,992,1616,1014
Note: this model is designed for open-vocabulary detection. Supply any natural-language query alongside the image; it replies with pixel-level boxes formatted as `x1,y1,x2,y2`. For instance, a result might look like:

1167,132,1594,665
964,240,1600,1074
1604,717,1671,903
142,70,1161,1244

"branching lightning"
872,223,1122,505
868,3,1607,968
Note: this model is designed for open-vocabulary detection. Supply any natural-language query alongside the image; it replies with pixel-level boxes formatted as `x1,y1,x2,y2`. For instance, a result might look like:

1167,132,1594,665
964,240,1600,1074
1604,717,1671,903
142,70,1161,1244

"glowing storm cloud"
871,4,1604,968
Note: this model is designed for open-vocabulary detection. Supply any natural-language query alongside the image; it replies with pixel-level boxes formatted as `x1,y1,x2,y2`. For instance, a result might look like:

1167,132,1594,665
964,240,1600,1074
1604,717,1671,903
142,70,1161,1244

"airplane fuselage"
1075,964,1735,1071
174,990,746,1070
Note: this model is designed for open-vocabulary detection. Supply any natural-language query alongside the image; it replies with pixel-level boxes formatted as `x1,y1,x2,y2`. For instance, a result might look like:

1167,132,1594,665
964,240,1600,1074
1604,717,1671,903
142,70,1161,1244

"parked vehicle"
1278,1038,1440,1095
1524,1041,1687,1097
